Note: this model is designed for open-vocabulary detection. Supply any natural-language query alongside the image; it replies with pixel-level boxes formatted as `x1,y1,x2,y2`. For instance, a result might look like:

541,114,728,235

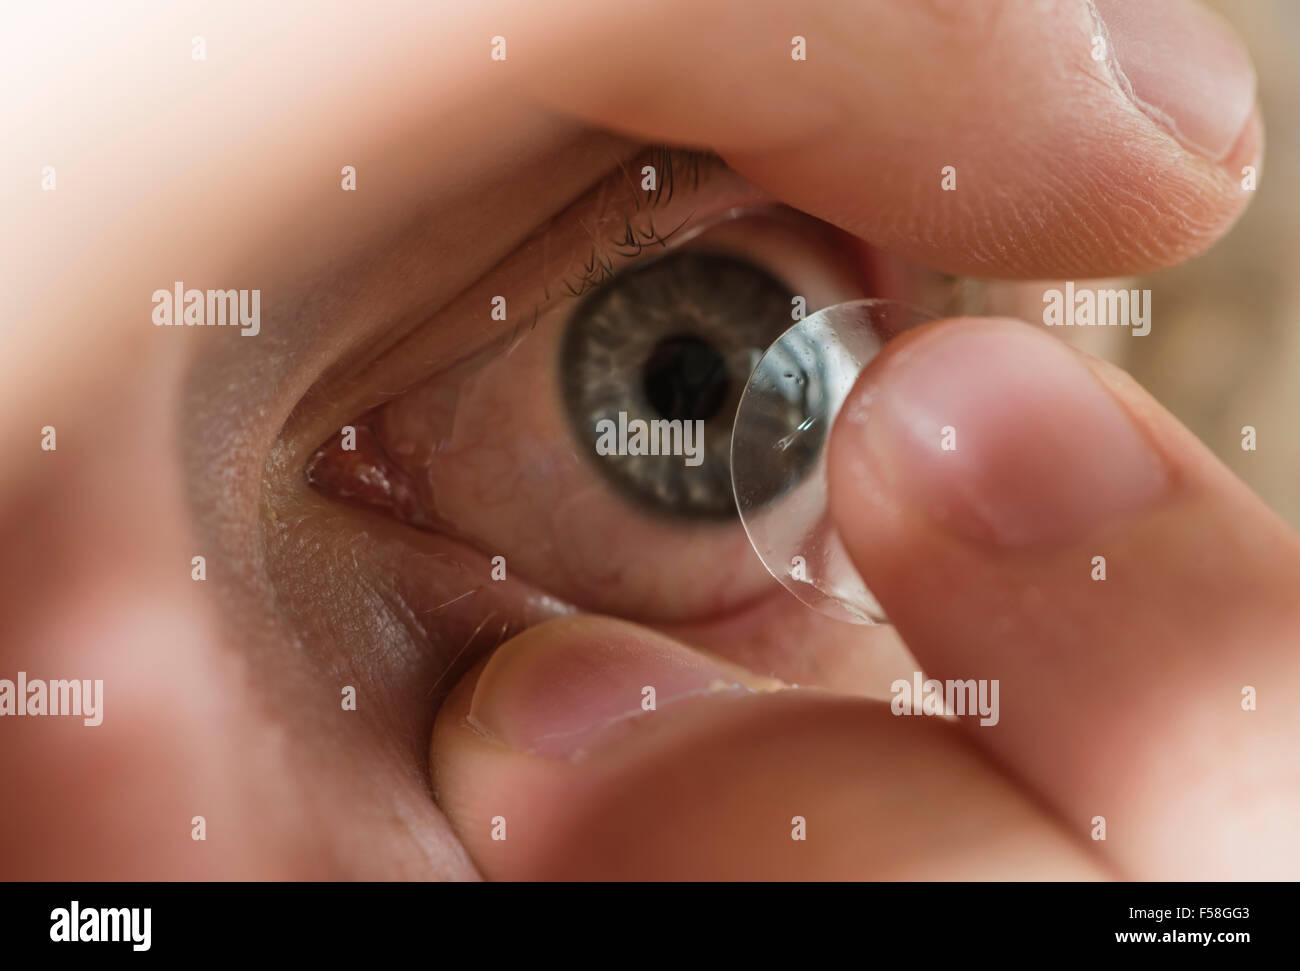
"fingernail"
1094,0,1256,164
467,617,775,759
844,319,1170,548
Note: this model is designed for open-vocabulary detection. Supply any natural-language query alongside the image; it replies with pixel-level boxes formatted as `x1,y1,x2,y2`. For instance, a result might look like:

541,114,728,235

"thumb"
824,316,1300,878
429,615,1104,880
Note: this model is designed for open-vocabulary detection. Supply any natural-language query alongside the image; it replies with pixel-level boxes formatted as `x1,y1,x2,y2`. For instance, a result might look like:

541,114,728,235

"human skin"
2,0,1295,880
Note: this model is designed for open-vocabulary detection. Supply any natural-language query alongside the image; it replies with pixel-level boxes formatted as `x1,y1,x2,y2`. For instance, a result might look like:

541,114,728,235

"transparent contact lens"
730,299,939,625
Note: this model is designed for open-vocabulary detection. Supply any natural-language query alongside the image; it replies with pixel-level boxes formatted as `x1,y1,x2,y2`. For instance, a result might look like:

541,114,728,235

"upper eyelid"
556,147,726,302
281,146,759,471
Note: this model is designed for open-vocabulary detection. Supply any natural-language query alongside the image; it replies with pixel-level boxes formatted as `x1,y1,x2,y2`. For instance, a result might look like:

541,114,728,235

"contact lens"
729,299,939,625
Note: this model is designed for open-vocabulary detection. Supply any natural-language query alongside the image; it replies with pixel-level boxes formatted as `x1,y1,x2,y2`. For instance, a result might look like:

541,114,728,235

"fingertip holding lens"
730,299,938,625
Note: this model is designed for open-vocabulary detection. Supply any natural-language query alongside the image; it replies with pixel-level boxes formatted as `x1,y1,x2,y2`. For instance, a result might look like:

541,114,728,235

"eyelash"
561,146,723,300
564,210,694,298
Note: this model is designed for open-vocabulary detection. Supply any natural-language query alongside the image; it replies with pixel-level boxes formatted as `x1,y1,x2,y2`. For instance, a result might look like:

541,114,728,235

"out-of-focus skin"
2,0,1290,880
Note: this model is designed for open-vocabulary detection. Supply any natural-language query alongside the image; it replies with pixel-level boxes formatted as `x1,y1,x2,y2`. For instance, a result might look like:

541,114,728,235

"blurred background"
1129,0,1299,526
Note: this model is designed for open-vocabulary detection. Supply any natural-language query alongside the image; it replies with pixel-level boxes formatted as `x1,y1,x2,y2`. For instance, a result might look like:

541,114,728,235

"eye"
305,151,937,624
561,246,813,521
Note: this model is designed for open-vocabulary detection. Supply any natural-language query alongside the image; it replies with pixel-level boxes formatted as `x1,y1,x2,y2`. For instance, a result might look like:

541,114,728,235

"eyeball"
730,299,939,624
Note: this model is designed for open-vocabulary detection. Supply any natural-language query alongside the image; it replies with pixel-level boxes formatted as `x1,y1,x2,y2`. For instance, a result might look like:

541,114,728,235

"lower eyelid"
302,498,576,717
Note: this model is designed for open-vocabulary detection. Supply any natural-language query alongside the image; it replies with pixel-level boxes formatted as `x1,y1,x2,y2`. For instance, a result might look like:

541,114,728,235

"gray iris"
560,249,823,520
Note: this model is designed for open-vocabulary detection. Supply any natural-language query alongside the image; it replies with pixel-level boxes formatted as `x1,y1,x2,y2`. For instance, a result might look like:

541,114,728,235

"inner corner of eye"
303,410,428,527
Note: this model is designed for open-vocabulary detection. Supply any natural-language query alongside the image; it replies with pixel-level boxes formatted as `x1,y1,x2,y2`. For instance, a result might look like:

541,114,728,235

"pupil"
642,334,730,422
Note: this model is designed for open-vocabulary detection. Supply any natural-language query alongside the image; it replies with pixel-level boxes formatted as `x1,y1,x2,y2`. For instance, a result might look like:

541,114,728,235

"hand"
433,314,1300,879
